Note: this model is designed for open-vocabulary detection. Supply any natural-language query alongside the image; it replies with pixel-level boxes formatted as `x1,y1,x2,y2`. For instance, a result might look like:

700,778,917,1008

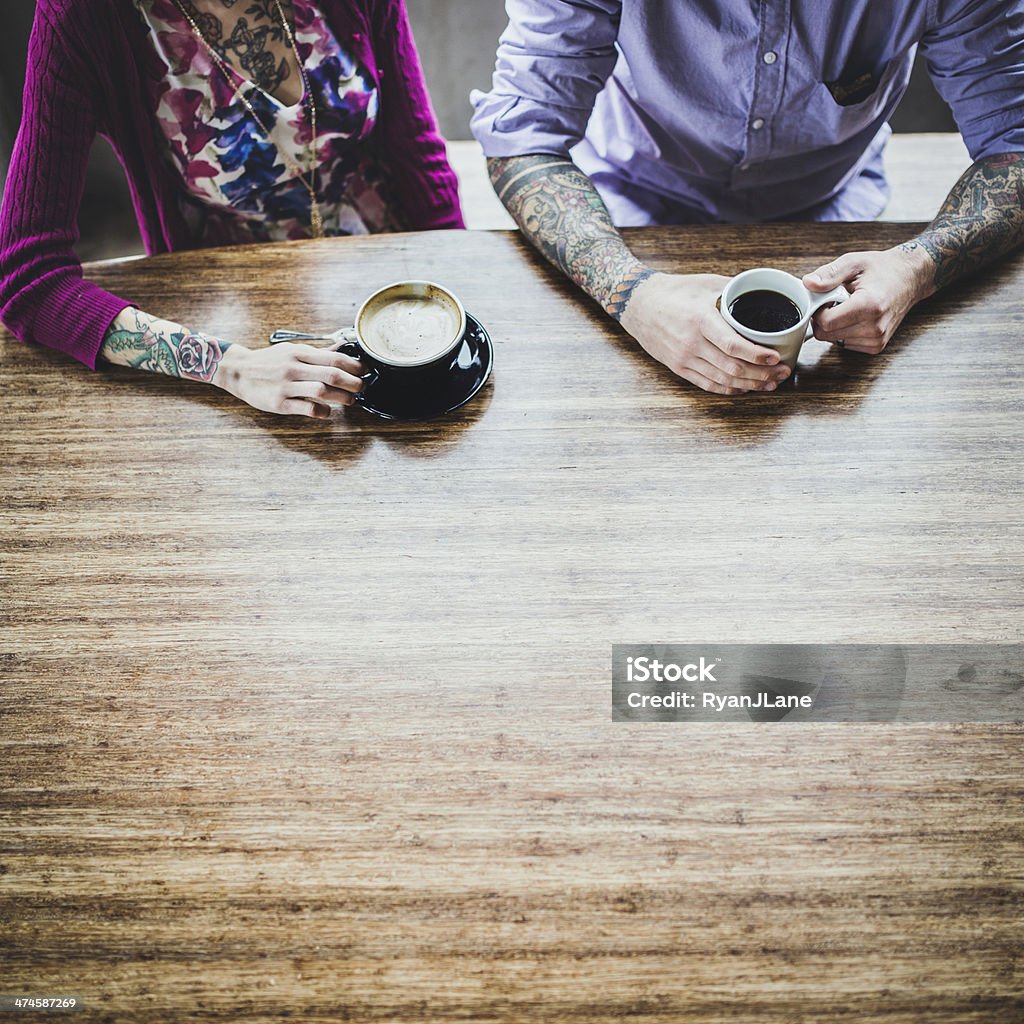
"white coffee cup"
720,268,849,371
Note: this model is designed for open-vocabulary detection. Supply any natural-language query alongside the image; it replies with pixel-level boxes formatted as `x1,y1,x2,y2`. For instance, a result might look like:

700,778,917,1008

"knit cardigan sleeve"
371,0,465,231
0,6,132,369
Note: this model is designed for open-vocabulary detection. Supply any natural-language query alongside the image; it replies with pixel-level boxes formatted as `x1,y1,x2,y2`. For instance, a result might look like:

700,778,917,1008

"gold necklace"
171,0,324,238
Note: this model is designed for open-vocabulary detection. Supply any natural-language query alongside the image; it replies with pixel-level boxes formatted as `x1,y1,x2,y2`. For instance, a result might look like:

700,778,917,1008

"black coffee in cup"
728,289,802,334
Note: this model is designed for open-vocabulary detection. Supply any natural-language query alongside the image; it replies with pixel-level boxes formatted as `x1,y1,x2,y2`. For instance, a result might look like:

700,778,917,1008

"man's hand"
808,153,1024,355
488,155,790,395
621,273,791,394
803,246,935,354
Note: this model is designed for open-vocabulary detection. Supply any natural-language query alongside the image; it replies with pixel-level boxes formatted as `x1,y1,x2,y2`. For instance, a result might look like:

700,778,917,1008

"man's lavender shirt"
471,0,1024,225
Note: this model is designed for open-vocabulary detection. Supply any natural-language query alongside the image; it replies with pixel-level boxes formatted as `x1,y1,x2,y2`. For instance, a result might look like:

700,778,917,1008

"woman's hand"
214,343,367,419
621,273,791,395
102,309,367,420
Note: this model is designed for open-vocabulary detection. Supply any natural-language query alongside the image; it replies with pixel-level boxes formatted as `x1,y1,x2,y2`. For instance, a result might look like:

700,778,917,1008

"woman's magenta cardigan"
0,0,465,368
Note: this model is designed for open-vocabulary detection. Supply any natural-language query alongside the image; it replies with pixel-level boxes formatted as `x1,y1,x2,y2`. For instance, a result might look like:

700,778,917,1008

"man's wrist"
894,238,939,303
618,269,670,336
604,262,658,322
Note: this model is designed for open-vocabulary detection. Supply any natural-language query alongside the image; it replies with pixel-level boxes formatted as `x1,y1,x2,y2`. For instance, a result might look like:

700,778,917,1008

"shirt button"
763,51,778,64
752,118,765,130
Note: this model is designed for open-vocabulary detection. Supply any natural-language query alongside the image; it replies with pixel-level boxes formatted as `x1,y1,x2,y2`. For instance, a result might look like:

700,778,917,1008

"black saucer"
356,313,493,422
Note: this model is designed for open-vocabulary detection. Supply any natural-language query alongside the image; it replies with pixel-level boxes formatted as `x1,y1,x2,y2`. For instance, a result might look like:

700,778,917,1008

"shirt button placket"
736,3,787,191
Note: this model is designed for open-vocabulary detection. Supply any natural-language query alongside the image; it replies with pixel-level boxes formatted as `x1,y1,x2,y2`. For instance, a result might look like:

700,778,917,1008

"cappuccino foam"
361,297,460,364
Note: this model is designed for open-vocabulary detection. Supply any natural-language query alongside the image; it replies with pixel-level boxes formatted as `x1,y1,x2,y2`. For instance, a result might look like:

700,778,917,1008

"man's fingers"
813,292,884,335
702,316,782,367
694,347,781,387
837,340,883,355
815,321,892,354
682,368,745,396
833,331,892,354
819,324,887,342
698,322,791,386
693,356,778,392
804,252,864,291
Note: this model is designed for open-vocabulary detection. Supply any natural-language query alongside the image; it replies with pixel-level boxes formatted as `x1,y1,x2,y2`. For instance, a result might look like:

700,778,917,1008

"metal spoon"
269,328,356,346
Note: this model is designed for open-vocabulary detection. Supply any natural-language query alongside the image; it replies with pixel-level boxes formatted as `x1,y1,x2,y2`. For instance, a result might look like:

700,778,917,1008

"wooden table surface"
1,226,1022,1022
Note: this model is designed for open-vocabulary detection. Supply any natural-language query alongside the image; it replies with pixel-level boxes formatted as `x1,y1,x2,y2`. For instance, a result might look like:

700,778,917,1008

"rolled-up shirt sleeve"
470,0,622,158
921,0,1024,160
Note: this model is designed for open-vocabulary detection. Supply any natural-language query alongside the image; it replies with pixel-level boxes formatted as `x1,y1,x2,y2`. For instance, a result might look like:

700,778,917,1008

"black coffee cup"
270,280,468,402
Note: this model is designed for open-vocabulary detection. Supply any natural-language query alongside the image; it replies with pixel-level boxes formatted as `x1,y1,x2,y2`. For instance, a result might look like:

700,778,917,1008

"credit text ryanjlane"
626,691,813,711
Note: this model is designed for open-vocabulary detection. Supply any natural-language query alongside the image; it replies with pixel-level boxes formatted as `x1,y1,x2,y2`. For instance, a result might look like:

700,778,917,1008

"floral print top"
133,0,405,245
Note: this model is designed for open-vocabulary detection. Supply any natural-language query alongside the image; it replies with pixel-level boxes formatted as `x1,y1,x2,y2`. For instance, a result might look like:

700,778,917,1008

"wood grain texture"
1,226,1022,1022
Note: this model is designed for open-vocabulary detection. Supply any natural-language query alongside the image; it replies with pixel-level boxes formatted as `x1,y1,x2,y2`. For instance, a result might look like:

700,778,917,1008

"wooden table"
1,226,1021,1022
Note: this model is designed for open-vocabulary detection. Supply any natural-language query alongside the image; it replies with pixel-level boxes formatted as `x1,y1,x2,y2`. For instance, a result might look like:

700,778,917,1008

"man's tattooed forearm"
101,308,229,383
900,152,1024,292
488,155,654,320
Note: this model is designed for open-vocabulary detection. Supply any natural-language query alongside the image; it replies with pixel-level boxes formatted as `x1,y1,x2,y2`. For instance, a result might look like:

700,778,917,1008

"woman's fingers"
292,361,366,394
280,344,366,394
288,379,358,407
279,399,333,419
292,344,366,374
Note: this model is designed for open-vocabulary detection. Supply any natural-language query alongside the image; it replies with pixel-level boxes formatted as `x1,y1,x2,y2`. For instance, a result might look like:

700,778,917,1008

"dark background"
0,0,957,258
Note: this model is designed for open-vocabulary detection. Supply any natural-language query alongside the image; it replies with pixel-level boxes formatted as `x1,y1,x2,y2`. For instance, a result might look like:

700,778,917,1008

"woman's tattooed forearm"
488,155,654,320
101,308,229,383
900,152,1024,292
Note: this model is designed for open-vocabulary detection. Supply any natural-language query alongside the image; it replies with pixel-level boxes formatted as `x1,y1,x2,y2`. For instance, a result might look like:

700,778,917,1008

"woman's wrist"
212,343,250,395
101,308,234,383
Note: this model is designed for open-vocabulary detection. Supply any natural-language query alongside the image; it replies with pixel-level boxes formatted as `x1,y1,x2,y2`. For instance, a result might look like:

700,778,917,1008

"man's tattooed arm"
100,308,230,383
899,152,1024,293
487,155,655,321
